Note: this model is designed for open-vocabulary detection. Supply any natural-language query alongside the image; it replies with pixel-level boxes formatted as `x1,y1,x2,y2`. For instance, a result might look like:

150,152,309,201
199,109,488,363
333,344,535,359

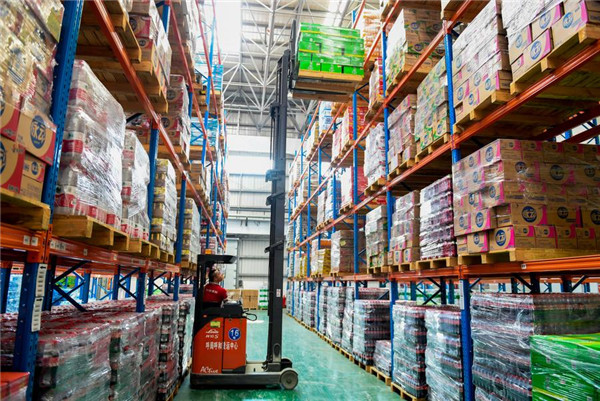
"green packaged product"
531,333,600,401
343,66,364,76
298,60,321,72
298,40,320,53
297,52,312,62
321,63,342,74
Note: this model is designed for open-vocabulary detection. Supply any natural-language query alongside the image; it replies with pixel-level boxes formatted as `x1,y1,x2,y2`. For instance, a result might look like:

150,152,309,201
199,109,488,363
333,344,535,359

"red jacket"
203,283,228,304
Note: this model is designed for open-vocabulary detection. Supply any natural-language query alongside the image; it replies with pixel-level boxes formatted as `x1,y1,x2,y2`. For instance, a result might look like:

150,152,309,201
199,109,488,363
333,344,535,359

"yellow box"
576,227,597,249
16,108,56,164
556,226,578,249
535,225,557,248
546,204,580,227
467,231,489,253
0,136,25,192
581,208,600,229
471,209,497,233
489,225,536,251
496,203,548,227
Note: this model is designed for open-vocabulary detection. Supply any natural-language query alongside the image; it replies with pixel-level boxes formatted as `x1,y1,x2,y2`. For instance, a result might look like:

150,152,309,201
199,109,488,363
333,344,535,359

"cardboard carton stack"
162,75,191,160
242,290,259,310
366,206,389,268
297,23,365,78
352,300,391,365
392,301,428,399
325,177,340,223
364,123,387,187
336,105,368,161
531,333,600,401
385,8,443,92
317,190,327,227
130,0,172,94
471,293,600,401
369,58,384,111
503,0,600,83
325,287,348,344
420,175,455,260
341,287,356,352
388,94,418,173
425,307,463,401
152,301,180,400
55,60,125,228
151,159,178,254
389,191,421,265
452,0,510,123
179,198,201,265
339,166,369,210
357,9,382,60
122,131,151,240
0,0,63,201
138,308,160,401
331,229,367,274
319,101,334,134
162,0,199,77
414,58,449,155
453,139,600,257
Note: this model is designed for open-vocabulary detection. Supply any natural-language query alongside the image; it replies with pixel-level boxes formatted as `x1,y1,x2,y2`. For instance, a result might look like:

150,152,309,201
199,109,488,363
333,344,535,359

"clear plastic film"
419,175,455,259
339,166,370,208
318,286,328,334
319,101,333,135
373,340,392,376
415,57,448,154
56,60,125,228
122,130,150,240
425,306,463,401
452,139,600,255
501,0,561,47
392,301,428,399
163,74,191,152
531,333,600,401
152,159,178,253
352,300,390,365
369,58,384,110
390,191,420,264
341,287,355,351
301,290,317,328
356,8,381,58
331,230,366,274
471,293,600,401
388,94,417,171
341,105,368,154
325,287,347,344
366,205,388,261
317,191,327,226
385,8,443,90
364,123,387,187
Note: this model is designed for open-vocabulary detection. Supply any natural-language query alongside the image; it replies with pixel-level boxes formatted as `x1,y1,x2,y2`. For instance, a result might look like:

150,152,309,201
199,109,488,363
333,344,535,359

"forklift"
190,48,298,390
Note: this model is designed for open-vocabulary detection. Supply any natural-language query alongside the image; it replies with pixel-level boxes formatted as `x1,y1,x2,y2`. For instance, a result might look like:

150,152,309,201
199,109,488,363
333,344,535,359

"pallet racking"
286,1,600,401
0,0,228,395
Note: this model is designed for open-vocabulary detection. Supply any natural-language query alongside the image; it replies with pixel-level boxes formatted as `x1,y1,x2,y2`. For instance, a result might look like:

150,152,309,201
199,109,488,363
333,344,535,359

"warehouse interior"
2,0,600,400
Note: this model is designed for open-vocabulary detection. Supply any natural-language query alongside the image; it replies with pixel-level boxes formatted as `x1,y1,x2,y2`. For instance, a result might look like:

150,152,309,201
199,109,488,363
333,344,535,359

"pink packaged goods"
55,60,126,228
122,130,150,240
420,175,456,259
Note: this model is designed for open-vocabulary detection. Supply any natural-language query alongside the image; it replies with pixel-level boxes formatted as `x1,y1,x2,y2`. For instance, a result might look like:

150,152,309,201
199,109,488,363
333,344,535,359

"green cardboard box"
343,66,364,76
321,63,342,74
299,60,321,72
297,52,312,62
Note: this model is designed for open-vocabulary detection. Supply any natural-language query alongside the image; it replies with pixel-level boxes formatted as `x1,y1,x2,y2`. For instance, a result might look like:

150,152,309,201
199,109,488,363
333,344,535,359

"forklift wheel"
280,368,298,390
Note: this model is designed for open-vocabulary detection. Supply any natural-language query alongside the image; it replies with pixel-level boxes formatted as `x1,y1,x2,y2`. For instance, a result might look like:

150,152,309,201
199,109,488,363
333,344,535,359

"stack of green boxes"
297,23,365,77
259,289,269,310
531,333,600,401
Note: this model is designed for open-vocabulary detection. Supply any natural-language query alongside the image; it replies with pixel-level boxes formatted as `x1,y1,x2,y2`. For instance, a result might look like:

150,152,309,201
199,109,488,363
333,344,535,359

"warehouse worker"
203,267,228,307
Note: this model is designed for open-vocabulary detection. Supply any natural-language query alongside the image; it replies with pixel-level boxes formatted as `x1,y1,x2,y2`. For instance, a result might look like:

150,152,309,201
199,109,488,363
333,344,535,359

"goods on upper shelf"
453,139,600,256
420,175,455,260
339,166,368,209
352,300,390,365
388,94,417,172
366,205,389,268
415,58,449,155
364,123,386,187
334,105,368,162
55,60,125,227
471,293,600,401
357,8,382,61
325,287,347,344
0,0,64,201
180,198,202,264
122,130,151,240
373,340,392,377
369,58,384,112
531,332,600,401
389,191,420,265
151,159,178,253
162,74,192,160
385,8,443,92
392,301,428,399
161,0,199,77
331,229,367,274
296,23,365,77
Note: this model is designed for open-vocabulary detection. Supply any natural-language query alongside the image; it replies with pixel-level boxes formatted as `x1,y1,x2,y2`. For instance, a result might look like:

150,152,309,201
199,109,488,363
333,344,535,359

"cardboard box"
531,3,563,39
509,25,533,63
521,140,544,160
402,247,420,263
512,30,553,81
542,141,565,163
16,108,56,164
456,235,468,255
467,231,489,253
535,225,557,248
540,163,576,185
575,164,600,185
0,136,25,192
576,227,597,249
581,208,600,228
481,181,526,208
480,139,523,166
471,209,497,233
21,154,46,200
454,213,472,236
556,226,578,249
496,203,548,227
552,1,600,49
547,204,580,227
0,84,21,141
489,225,536,251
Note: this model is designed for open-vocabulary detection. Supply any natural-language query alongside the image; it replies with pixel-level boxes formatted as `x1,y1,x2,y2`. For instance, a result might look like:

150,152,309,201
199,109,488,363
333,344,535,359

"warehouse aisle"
176,310,397,400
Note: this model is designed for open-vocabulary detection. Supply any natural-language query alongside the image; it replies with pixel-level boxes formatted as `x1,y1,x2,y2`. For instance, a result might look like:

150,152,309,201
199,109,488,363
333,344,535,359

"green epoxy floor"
176,310,398,400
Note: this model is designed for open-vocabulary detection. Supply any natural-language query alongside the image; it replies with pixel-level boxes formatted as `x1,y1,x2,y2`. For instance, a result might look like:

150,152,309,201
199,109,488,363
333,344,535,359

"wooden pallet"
125,238,160,259
159,250,175,264
297,69,364,83
415,134,450,163
388,158,416,180
390,382,427,401
414,256,457,270
367,266,383,274
458,249,599,265
364,177,386,196
180,260,197,271
440,0,488,21
510,25,600,95
339,346,355,362
370,366,392,386
392,262,416,272
0,188,51,231
454,90,512,129
329,271,354,278
352,356,369,371
53,215,129,250
366,101,384,121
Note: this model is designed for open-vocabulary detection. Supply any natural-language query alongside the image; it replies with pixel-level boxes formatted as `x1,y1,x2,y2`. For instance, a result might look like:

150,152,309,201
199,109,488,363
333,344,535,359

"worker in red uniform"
203,267,228,306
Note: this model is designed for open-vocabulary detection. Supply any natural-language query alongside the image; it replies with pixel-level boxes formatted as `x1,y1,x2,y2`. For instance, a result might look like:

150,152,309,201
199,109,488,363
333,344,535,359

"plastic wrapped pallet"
414,58,449,154
325,177,340,222
471,293,600,401
357,8,381,58
366,205,388,268
325,287,347,344
177,298,195,377
388,94,417,172
364,123,387,187
420,175,455,260
385,8,443,90
301,290,317,327
341,287,356,351
331,229,367,274
55,60,125,227
151,159,177,253
339,166,369,209
162,75,191,158
152,300,181,398
369,58,384,111
392,301,428,399
531,333,600,401
317,190,327,227
317,286,328,334
138,308,160,401
390,191,420,265
122,130,150,240
374,340,392,376
352,300,390,365
340,106,368,156
179,198,201,264
164,0,199,76
452,0,510,122
425,306,463,401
